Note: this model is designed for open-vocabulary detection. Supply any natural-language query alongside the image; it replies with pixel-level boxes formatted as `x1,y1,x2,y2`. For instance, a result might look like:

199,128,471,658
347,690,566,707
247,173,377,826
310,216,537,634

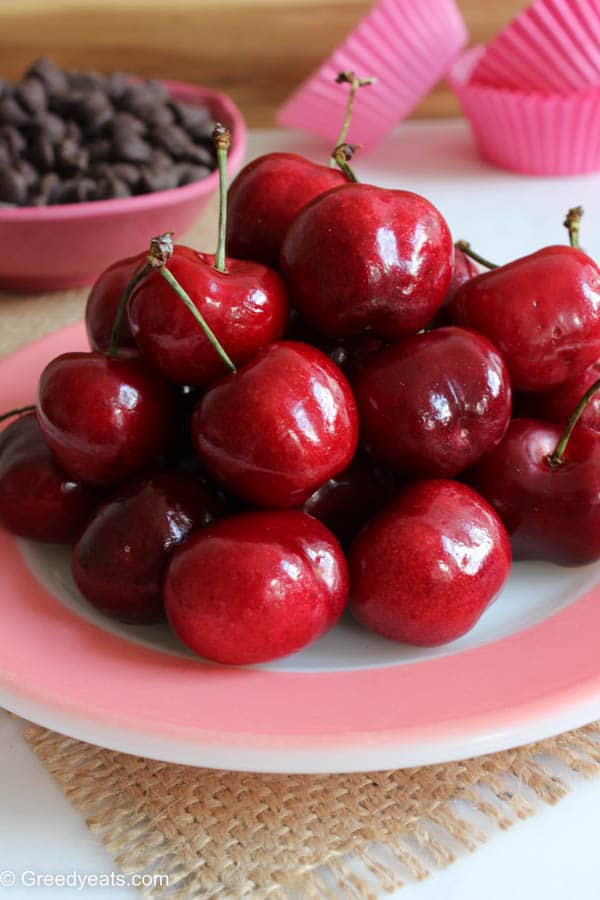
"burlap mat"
3,201,600,897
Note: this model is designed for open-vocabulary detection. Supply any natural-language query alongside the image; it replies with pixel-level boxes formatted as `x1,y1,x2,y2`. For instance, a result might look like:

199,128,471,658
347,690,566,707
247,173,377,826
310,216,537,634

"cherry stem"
329,71,376,168
564,206,583,249
548,376,600,467
455,240,498,270
0,404,35,423
108,262,152,357
332,143,359,183
213,124,231,274
147,233,236,375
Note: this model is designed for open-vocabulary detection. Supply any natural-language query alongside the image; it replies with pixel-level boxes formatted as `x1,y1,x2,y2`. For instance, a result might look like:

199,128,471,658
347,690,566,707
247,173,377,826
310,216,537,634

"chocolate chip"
64,119,82,143
111,111,146,136
119,83,158,119
70,90,113,134
95,173,131,199
15,158,38,188
30,131,55,171
139,165,180,193
37,111,67,143
69,71,106,93
111,161,140,187
112,131,152,164
15,76,47,115
0,126,26,160
0,143,10,166
106,71,129,103
151,124,194,159
177,163,212,186
88,139,112,163
56,138,89,174
0,165,28,204
0,96,29,127
186,143,215,166
148,147,172,169
175,102,212,139
57,176,97,203
30,171,61,205
145,104,175,129
26,58,69,99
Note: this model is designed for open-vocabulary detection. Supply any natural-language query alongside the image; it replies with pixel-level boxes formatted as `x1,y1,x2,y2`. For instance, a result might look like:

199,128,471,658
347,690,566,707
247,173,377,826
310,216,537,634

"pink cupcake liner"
471,0,600,94
449,46,600,175
276,0,467,149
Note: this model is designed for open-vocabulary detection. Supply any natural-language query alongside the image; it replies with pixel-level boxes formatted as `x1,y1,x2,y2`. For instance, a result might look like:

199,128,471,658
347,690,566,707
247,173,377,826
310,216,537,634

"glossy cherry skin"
450,246,600,392
37,351,176,486
467,418,600,566
280,183,453,340
73,470,223,624
0,413,102,542
192,341,359,507
226,152,347,268
431,247,479,328
128,246,288,388
165,509,349,664
302,455,395,546
354,327,512,478
525,360,600,433
349,479,511,646
85,251,145,352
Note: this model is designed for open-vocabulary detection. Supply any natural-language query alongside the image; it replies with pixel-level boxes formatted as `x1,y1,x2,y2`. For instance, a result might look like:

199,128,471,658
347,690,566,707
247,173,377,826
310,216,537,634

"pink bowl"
0,80,246,293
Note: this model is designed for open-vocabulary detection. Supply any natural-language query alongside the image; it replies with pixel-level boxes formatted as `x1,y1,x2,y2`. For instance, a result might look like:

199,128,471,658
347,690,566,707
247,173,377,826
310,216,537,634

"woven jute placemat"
20,721,600,898
3,204,600,897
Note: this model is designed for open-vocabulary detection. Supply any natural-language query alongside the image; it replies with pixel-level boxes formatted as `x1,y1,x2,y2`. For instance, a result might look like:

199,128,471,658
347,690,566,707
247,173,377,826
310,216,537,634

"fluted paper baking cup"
276,0,467,149
449,46,600,175
471,0,600,94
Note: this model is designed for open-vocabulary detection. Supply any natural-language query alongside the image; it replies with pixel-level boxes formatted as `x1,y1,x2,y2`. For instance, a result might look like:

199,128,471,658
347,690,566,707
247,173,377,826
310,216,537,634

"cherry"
0,412,101,542
191,341,359,508
468,409,600,566
450,245,600,391
349,479,511,646
225,72,373,269
353,326,512,478
525,360,600,433
285,308,384,381
73,469,224,624
302,455,395,546
226,154,347,269
37,350,176,486
165,509,348,664
280,182,453,339
127,129,288,388
85,251,145,353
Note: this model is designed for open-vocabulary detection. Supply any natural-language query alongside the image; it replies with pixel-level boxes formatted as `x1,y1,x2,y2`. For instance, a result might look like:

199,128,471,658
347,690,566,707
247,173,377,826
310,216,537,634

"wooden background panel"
0,0,525,124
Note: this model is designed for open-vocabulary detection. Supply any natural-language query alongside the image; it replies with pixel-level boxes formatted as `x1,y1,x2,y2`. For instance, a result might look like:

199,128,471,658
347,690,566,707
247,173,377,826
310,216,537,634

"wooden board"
0,0,525,125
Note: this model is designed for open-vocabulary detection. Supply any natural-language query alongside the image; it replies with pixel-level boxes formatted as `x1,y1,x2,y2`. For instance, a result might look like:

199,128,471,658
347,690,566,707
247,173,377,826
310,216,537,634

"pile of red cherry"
1,112,600,666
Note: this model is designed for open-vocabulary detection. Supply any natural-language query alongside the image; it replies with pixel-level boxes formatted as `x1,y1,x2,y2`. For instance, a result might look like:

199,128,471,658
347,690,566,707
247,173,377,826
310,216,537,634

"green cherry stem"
332,143,359,183
329,71,376,168
564,205,583,249
0,404,36,423
148,233,236,375
213,123,231,274
108,261,152,358
547,377,600,467
455,240,499,270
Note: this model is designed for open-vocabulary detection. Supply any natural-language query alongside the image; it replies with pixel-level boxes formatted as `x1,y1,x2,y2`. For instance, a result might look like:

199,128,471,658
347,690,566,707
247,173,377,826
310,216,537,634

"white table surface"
3,121,600,897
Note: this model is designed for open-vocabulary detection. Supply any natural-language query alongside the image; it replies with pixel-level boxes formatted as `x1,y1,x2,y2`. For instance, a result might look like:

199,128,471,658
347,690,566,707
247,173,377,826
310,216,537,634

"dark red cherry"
527,360,600,433
37,351,176,486
0,413,101,542
450,246,600,392
128,246,288,387
349,479,511,646
468,418,600,566
431,246,479,328
226,153,346,268
73,469,224,624
165,509,348,664
354,327,512,478
280,183,453,339
85,251,145,352
192,341,359,507
302,455,395,546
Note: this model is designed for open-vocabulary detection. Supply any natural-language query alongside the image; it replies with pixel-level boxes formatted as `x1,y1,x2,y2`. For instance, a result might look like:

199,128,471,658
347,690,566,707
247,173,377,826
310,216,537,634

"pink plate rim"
2,323,600,772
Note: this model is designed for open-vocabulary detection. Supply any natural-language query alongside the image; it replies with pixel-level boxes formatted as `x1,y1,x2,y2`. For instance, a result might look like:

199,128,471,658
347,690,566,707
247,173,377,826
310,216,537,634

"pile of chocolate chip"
0,58,218,207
